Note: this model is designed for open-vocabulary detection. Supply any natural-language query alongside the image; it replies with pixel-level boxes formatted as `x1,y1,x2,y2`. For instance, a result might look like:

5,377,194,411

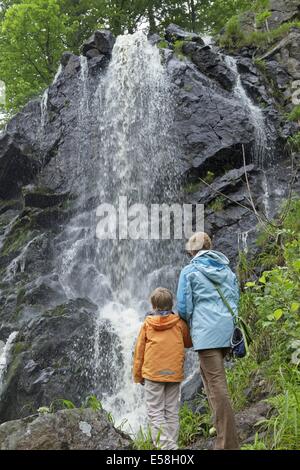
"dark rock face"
82,30,116,58
165,24,204,45
0,23,299,426
0,408,132,450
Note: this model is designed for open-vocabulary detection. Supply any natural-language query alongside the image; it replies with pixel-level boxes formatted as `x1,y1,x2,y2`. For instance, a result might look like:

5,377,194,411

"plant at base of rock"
203,170,215,184
286,105,300,123
226,356,259,410
183,179,202,194
61,399,76,409
241,432,267,450
83,395,103,411
287,132,300,153
256,369,300,450
157,40,168,49
178,403,211,447
37,406,51,414
173,40,186,60
219,15,245,49
255,11,271,30
132,426,161,450
209,196,225,212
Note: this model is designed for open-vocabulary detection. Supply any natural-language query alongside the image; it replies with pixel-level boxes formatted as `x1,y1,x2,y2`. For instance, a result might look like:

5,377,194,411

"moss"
13,342,28,355
157,40,168,49
286,105,300,122
173,40,186,60
208,196,225,212
0,212,37,256
220,19,300,51
287,132,300,153
183,84,193,92
183,180,202,194
44,304,68,317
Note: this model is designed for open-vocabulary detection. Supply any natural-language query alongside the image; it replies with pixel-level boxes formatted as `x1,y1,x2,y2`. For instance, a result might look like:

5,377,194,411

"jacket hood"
145,312,181,331
191,250,231,285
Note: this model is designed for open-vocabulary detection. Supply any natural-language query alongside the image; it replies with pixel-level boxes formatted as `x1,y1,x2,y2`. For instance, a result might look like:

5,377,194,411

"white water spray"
0,332,18,397
224,55,271,168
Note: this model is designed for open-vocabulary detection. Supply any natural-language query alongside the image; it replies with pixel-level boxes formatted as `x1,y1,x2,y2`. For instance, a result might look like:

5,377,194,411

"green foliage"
157,40,168,49
220,19,300,50
257,369,300,449
219,15,245,48
132,426,161,450
209,196,225,212
287,105,300,122
173,40,186,60
84,395,103,411
179,402,211,447
229,198,300,449
241,432,267,450
255,10,271,27
287,132,300,153
0,0,71,110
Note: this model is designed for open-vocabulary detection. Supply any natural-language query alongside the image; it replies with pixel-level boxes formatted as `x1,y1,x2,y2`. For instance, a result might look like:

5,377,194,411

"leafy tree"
0,0,70,110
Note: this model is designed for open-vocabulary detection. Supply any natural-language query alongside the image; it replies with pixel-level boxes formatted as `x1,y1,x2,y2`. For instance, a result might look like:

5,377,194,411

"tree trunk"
148,3,157,34
190,0,196,32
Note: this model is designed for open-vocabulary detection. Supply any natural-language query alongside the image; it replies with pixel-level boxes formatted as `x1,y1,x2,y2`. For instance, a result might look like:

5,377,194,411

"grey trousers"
144,379,180,450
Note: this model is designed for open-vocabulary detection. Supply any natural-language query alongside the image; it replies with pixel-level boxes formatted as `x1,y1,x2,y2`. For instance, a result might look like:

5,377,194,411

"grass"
179,402,212,447
220,20,300,51
209,196,225,212
287,105,300,122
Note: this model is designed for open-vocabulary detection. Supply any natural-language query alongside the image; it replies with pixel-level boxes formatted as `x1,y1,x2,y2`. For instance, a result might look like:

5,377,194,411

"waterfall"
57,31,184,432
224,55,271,169
0,331,18,397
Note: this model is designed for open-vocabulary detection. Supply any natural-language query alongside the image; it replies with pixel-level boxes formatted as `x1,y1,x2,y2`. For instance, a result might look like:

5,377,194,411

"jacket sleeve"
176,269,187,319
180,319,193,349
132,323,146,383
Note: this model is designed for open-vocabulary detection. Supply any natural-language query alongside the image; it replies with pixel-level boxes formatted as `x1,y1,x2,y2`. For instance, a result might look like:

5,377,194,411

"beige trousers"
198,349,240,450
144,379,180,450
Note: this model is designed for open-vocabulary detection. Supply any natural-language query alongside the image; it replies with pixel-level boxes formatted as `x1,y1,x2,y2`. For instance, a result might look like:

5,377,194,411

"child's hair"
150,287,173,311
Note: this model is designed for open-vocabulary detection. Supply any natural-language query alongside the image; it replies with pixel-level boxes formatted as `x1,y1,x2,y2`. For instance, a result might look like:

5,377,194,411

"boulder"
23,186,70,209
181,371,203,412
165,23,204,45
268,0,300,30
0,408,132,450
82,30,116,57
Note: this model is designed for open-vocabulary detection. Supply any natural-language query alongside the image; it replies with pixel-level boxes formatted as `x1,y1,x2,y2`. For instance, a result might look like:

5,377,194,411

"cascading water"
56,31,186,432
0,331,18,397
224,55,272,169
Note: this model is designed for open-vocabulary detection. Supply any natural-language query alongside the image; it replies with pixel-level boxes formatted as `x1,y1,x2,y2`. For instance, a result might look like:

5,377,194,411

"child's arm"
133,323,146,384
181,319,193,349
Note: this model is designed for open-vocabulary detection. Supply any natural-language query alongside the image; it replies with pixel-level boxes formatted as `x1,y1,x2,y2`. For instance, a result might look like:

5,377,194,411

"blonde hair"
186,232,212,254
150,287,173,311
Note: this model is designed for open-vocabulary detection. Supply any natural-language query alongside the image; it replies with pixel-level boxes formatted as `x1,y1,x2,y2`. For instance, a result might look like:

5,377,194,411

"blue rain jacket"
176,250,239,350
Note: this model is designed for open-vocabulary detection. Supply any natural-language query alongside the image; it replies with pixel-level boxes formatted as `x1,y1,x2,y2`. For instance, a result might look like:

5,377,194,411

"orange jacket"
133,312,193,383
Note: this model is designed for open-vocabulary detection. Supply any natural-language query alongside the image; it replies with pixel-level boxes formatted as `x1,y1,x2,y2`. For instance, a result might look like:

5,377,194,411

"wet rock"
191,46,236,91
23,186,70,209
0,134,40,199
181,371,203,412
0,298,123,423
61,52,73,67
268,0,300,30
82,30,116,57
165,24,204,45
0,408,132,450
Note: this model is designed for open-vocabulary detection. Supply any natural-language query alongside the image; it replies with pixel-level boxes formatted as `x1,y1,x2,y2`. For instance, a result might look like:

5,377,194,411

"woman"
176,231,240,450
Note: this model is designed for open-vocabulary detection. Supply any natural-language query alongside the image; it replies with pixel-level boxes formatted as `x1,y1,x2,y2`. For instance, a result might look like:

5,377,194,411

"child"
133,287,192,450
